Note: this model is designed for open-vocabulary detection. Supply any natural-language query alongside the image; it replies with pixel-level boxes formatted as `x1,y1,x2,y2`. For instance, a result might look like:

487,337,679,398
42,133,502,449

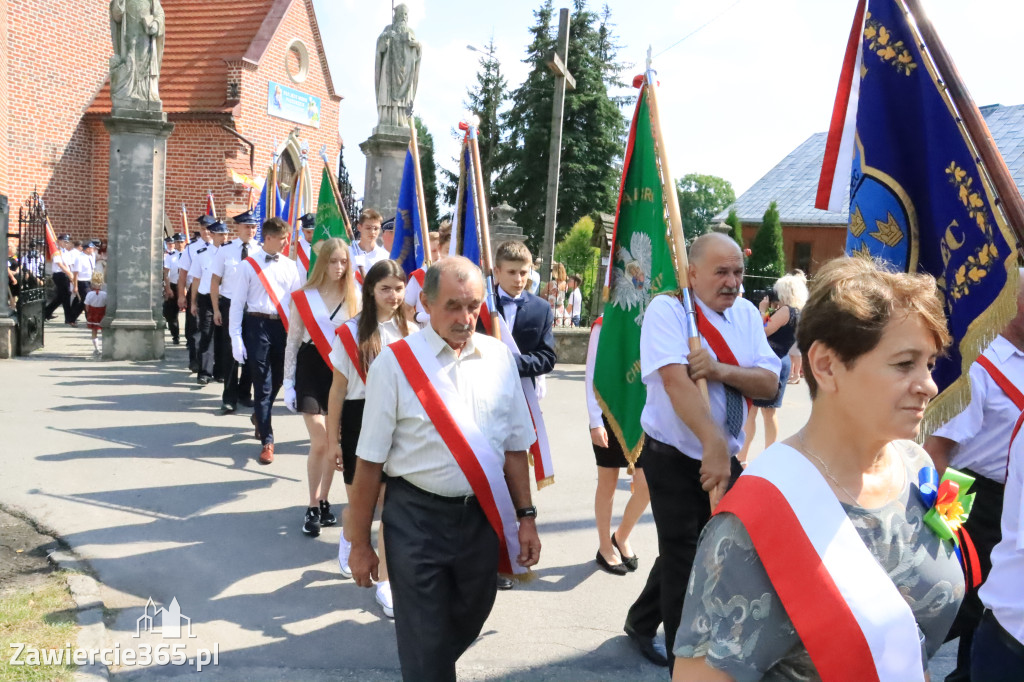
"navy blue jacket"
480,289,557,379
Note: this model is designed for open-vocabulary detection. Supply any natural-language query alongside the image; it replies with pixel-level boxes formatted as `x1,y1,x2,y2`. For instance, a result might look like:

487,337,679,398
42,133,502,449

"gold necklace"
796,431,895,505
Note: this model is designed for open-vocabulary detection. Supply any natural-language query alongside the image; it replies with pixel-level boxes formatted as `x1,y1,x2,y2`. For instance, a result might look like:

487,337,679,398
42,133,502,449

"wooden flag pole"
901,0,1024,255
467,124,501,339
644,63,710,407
319,148,355,242
408,120,433,267
452,137,468,256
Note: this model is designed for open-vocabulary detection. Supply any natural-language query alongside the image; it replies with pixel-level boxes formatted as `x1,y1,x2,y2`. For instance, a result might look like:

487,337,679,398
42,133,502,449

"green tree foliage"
554,215,600,314
494,0,626,252
675,173,736,242
467,39,507,202
414,117,440,230
746,201,786,296
725,208,744,248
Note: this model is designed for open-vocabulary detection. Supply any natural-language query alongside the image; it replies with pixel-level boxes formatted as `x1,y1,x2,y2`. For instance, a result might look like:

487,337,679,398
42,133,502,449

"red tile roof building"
0,0,341,241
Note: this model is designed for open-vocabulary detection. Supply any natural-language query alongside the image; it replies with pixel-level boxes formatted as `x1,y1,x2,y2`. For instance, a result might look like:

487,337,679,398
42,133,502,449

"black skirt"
340,399,365,486
295,342,332,415
592,414,644,469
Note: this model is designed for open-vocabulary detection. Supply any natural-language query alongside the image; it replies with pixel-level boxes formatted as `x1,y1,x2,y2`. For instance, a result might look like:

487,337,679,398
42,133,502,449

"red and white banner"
815,0,868,212
717,444,924,682
291,289,338,369
336,320,365,383
244,256,290,332
391,333,525,576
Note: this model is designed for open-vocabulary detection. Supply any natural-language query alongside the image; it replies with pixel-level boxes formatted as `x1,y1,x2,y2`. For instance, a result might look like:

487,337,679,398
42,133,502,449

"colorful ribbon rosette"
918,467,981,587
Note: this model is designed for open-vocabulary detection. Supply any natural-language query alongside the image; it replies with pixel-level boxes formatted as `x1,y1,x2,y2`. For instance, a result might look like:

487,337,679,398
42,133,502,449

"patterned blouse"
674,440,965,681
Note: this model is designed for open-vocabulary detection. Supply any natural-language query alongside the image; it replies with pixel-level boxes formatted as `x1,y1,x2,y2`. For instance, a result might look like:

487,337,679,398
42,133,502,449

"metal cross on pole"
539,7,575,283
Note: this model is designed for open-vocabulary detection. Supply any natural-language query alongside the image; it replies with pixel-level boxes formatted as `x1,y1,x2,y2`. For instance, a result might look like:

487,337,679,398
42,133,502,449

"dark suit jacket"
479,289,557,379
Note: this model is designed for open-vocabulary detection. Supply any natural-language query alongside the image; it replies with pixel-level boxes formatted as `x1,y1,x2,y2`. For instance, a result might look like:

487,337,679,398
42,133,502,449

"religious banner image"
267,80,322,128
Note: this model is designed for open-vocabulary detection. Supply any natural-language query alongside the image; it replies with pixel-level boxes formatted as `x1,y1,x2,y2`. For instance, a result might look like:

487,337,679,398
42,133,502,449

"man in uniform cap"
190,221,229,384
178,216,215,372
44,234,76,324
296,213,316,285
162,236,181,344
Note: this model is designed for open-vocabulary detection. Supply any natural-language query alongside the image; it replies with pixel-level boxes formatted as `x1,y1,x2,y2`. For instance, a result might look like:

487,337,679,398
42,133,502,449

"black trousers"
945,470,1005,682
45,271,73,322
185,288,198,371
194,293,220,379
626,436,742,671
243,314,286,445
971,610,1024,681
163,283,180,341
219,297,252,408
383,478,499,682
69,280,90,323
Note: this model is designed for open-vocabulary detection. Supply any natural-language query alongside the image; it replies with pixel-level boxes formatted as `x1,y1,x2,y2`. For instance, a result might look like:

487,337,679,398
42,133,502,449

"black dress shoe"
596,550,629,576
220,403,236,415
624,624,669,667
611,532,639,572
496,575,514,591
197,376,211,385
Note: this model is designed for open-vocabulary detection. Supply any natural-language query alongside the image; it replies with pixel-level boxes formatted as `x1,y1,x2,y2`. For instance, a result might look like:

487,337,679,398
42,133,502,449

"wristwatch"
516,506,537,519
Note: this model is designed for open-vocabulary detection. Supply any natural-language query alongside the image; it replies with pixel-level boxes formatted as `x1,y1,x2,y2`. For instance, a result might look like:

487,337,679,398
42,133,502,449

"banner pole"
320,149,355,242
468,124,500,339
408,120,433,267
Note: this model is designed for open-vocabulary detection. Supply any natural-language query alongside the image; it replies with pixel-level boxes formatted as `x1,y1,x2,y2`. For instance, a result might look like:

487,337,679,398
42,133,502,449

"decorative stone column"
0,195,14,358
102,110,174,360
360,125,411,222
490,202,526,257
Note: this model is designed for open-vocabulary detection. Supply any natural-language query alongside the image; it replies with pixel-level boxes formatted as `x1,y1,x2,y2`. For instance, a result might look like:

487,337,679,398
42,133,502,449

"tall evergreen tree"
746,201,786,296
494,0,626,250
725,208,744,248
414,117,440,230
466,38,507,202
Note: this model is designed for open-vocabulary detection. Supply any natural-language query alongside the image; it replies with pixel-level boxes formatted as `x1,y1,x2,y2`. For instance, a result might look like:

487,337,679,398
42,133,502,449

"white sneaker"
375,580,394,618
337,534,352,579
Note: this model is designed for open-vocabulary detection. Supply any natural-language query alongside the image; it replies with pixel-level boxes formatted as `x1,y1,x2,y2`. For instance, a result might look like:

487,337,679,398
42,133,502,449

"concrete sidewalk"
0,323,955,680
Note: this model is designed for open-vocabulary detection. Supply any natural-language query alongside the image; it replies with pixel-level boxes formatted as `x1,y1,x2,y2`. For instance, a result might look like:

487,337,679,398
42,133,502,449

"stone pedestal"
102,109,174,361
360,125,412,221
490,202,526,257
0,195,14,358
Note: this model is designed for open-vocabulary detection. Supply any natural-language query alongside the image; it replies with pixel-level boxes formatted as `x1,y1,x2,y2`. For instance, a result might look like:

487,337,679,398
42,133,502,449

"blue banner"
256,177,289,244
846,0,1019,423
267,81,321,128
389,149,424,276
460,142,481,268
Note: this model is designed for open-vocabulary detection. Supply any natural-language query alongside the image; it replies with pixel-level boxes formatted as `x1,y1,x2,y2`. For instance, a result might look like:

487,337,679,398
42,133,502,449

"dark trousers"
627,436,742,671
69,280,90,323
194,293,220,379
163,284,180,341
243,314,286,445
971,610,1024,681
45,271,73,322
185,293,198,371
945,470,1005,682
219,297,252,408
383,478,499,682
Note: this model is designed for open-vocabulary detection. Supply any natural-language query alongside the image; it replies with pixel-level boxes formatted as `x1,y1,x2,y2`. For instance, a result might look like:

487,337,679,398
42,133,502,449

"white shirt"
979,427,1024,645
584,319,604,429
163,251,180,278
212,239,263,300
350,242,390,274
528,270,541,295
496,285,525,330
567,286,582,318
932,336,1024,483
77,251,96,282
639,294,780,458
405,268,427,322
187,243,219,295
228,252,301,340
64,249,82,276
84,289,107,308
177,238,210,286
328,315,416,400
357,324,536,496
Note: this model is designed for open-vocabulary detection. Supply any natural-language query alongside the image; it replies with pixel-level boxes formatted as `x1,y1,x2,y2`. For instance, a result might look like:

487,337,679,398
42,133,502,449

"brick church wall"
0,0,10,197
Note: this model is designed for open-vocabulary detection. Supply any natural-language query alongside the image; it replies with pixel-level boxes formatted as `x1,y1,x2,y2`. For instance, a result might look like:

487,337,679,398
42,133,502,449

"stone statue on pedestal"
374,4,420,128
109,0,165,105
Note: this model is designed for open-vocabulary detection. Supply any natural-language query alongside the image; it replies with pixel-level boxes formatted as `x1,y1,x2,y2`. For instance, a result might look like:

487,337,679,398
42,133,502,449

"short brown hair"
262,217,288,237
359,208,383,225
495,240,532,267
797,257,951,398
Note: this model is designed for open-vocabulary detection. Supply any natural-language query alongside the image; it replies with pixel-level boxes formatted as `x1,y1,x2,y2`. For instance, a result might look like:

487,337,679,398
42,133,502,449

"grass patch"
0,571,78,682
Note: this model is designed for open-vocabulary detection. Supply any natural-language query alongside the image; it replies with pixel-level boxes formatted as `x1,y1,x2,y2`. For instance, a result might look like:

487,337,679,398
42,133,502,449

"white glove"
231,335,247,364
283,383,297,413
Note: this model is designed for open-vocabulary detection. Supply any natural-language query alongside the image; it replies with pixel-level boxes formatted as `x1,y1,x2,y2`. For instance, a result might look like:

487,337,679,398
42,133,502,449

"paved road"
0,324,955,680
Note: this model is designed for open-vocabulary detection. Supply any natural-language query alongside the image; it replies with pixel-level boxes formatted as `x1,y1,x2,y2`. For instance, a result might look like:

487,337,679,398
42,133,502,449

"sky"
311,0,1024,213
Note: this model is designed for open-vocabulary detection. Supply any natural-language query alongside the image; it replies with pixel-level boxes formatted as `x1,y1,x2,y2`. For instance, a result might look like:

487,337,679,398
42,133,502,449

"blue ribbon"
918,467,939,509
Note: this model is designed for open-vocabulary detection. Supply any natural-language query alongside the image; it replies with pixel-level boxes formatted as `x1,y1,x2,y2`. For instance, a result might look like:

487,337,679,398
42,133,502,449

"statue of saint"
374,4,421,128
109,0,165,105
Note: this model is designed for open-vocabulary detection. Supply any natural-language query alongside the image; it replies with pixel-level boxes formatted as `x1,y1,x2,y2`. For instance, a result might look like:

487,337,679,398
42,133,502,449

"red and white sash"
977,353,1024,409
244,256,291,331
717,444,925,682
291,289,339,369
695,305,753,410
493,312,555,488
336,319,365,383
297,238,311,273
410,268,426,287
391,333,525,576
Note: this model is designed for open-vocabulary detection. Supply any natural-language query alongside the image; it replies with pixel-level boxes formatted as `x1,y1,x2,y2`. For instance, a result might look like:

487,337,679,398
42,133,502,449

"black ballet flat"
596,550,628,576
611,532,639,572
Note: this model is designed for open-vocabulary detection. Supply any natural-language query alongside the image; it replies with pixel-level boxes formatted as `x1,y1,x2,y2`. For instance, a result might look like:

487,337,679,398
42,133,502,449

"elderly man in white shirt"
623,232,780,672
347,256,541,682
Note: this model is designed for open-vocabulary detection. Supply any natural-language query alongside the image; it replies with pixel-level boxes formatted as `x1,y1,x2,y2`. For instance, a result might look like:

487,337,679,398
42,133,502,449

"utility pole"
540,8,575,283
